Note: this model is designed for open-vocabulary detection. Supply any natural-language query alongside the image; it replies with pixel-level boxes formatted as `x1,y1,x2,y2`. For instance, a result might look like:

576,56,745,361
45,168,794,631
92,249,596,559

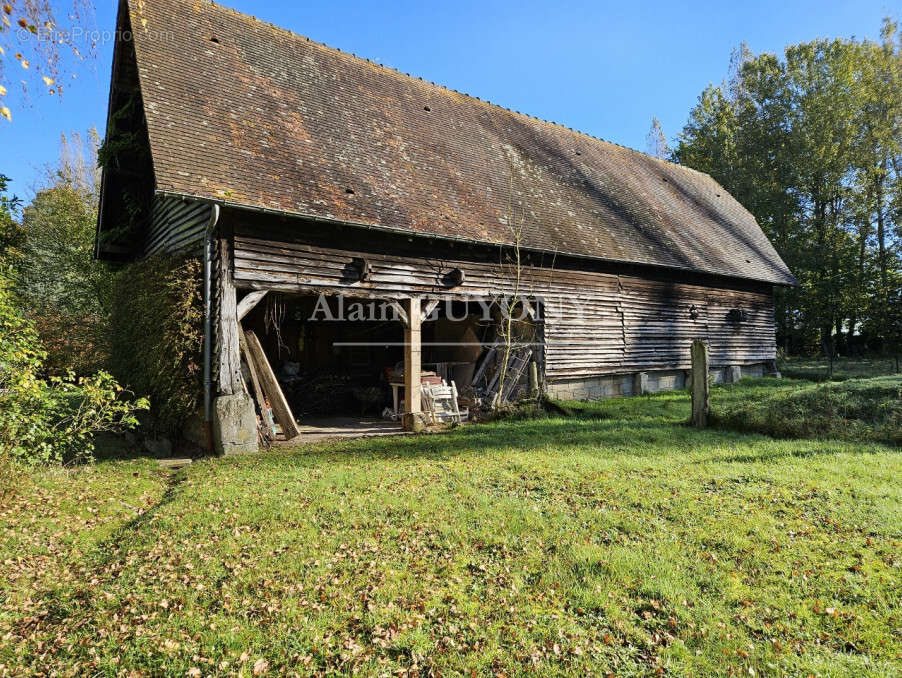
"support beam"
216,238,243,396
388,300,409,327
421,299,440,322
403,297,422,431
237,290,268,321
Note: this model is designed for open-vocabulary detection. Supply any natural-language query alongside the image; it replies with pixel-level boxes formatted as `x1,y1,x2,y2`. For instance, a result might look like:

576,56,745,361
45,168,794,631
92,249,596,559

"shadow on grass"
265,409,896,471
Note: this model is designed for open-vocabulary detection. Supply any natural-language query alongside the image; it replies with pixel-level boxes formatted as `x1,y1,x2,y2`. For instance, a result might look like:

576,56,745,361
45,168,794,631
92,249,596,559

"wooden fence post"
690,339,709,428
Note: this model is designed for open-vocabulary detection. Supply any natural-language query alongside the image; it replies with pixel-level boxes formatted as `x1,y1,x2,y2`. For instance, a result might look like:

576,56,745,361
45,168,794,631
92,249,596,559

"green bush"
108,255,203,437
711,376,902,446
0,279,148,466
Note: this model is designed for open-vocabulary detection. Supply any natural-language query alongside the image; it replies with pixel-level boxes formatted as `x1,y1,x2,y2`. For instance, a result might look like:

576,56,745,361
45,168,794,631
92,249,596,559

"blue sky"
1,0,898,202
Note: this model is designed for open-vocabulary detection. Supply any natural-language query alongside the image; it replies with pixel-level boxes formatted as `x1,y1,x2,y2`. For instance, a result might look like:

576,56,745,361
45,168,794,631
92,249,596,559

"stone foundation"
546,363,773,401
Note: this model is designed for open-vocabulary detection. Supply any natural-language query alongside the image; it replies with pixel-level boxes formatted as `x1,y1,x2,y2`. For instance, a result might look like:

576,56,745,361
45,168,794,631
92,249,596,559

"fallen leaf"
253,658,269,675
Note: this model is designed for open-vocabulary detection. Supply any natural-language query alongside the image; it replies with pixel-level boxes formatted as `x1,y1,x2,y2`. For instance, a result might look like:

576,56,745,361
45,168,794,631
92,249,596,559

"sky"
1,0,899,202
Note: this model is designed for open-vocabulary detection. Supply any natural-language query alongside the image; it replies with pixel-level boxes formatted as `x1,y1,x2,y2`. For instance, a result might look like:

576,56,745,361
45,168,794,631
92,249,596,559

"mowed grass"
781,356,900,382
2,382,901,676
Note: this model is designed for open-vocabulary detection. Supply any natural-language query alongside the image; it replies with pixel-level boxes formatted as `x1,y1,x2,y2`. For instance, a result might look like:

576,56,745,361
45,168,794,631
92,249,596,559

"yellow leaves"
21,59,29,70
0,84,6,96
0,107,10,122
42,76,54,87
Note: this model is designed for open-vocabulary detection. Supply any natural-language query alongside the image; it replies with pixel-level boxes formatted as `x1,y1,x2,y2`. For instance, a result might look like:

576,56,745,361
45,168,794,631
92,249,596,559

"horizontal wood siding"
231,230,776,380
145,197,210,256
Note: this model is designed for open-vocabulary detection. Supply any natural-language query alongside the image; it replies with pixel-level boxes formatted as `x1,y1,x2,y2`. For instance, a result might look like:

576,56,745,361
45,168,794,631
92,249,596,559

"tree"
19,128,112,373
672,19,902,368
645,117,669,160
0,0,95,121
0,173,23,279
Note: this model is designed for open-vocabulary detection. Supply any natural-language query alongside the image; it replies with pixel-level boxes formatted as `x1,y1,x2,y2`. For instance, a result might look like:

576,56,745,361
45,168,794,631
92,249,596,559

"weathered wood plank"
215,238,243,396
690,339,709,428
237,290,268,321
244,330,300,440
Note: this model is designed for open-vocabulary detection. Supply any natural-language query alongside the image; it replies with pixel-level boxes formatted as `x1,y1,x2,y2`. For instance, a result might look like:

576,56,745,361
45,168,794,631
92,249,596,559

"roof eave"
155,189,797,287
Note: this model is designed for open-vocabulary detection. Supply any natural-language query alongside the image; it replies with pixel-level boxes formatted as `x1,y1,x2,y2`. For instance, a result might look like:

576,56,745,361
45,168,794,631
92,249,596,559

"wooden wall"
146,196,211,257
227,211,777,381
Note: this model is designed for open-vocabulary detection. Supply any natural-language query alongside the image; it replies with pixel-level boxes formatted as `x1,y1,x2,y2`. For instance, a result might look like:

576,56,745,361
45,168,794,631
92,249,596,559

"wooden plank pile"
470,342,534,408
240,330,300,444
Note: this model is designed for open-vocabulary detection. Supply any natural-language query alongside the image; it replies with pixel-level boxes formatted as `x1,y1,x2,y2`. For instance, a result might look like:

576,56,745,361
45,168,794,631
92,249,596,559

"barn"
96,0,796,453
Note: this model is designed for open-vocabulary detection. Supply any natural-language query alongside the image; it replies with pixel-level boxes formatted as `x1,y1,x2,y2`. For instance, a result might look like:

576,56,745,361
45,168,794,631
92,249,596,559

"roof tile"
125,0,795,285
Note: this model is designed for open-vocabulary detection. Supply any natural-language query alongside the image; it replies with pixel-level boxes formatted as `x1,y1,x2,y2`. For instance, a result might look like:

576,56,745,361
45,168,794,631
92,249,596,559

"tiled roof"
123,0,796,285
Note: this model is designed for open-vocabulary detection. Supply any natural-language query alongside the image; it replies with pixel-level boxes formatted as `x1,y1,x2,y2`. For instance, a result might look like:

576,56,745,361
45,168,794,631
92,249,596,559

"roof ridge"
195,0,700,178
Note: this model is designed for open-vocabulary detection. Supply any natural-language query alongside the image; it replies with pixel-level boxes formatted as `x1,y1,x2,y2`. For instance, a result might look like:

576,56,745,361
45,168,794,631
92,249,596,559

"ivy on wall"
109,255,203,437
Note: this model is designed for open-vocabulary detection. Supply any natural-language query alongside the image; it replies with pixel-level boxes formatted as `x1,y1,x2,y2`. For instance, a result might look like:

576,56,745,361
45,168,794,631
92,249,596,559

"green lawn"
1,380,900,676
780,355,901,382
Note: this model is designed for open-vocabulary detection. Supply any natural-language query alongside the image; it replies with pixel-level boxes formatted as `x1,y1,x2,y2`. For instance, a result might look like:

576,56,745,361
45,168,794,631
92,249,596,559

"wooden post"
633,371,648,396
216,239,243,396
403,297,422,431
690,339,709,428
528,359,539,396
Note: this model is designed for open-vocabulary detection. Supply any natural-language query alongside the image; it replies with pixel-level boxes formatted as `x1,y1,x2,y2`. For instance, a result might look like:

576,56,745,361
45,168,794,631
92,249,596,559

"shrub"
0,370,148,465
108,255,203,437
0,279,148,466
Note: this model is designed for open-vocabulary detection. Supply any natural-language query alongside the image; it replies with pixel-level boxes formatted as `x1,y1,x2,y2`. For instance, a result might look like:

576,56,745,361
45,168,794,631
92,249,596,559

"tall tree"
20,128,111,373
673,19,902,365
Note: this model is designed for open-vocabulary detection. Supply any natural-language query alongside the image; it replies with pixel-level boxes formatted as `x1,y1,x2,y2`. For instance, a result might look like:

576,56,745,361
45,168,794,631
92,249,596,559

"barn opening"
237,291,543,437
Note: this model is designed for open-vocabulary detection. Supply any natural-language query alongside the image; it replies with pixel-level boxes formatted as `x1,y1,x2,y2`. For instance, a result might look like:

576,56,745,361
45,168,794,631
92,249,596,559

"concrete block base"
547,362,771,402
213,394,258,455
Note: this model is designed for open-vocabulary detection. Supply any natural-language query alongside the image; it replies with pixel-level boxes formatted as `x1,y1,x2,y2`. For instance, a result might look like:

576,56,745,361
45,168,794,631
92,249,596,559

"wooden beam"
421,299,440,322
216,239,243,396
403,297,422,430
244,330,300,440
237,290,268,321
388,300,409,328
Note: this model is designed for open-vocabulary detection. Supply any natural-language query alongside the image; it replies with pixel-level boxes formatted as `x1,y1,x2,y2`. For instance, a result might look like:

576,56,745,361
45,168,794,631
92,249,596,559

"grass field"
1,376,900,676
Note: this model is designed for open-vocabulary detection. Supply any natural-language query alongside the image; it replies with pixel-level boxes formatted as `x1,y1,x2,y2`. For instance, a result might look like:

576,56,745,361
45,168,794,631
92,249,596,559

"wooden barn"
96,0,796,453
